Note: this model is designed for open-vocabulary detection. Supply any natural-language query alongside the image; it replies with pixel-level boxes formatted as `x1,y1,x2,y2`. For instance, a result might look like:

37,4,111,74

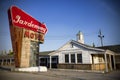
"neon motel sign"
8,6,48,67
8,6,47,34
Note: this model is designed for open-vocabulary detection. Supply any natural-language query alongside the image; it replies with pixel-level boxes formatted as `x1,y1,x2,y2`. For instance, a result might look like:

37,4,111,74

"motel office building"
0,31,120,72
40,41,116,72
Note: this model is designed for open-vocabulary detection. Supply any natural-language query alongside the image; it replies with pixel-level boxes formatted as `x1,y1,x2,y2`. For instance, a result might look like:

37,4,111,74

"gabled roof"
58,40,105,52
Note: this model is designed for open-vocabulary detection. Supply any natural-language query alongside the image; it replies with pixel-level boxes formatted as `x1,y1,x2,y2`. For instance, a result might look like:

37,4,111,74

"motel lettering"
24,30,44,42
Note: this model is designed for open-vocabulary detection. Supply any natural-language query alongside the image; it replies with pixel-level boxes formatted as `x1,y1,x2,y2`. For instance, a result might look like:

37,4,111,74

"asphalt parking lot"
37,69,120,80
0,69,120,80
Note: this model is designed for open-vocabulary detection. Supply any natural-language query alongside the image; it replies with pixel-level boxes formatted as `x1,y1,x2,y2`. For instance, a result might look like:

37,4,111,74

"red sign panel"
9,6,47,34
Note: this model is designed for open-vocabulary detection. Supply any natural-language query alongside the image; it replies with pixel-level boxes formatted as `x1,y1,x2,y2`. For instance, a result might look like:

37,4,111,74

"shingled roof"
97,45,120,54
39,51,55,56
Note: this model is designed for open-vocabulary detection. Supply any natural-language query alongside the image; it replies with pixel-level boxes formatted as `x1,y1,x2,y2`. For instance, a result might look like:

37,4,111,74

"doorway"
111,55,115,70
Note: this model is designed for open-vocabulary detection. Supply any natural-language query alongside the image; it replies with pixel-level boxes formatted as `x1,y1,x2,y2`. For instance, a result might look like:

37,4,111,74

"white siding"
59,53,64,63
49,40,104,65
58,50,92,64
82,51,91,64
59,43,71,50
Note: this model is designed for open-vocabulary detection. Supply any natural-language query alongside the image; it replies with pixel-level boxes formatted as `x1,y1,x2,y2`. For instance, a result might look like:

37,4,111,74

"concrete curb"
50,69,105,73
0,66,47,72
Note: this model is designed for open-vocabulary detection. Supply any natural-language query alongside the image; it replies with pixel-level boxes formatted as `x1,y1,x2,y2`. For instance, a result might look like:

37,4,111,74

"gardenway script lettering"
13,15,46,34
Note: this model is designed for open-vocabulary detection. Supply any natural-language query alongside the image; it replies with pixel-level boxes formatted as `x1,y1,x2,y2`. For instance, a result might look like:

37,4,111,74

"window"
40,58,46,63
65,54,69,63
0,59,2,62
4,59,6,62
77,54,82,63
71,54,75,63
52,57,57,62
98,57,103,63
12,59,14,62
7,59,10,62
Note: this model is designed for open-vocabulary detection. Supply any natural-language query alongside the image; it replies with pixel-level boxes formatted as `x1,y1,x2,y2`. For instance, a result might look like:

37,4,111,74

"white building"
39,31,116,72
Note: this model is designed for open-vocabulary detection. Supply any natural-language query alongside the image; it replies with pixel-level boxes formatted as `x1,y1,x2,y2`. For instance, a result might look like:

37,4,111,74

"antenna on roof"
98,29,104,47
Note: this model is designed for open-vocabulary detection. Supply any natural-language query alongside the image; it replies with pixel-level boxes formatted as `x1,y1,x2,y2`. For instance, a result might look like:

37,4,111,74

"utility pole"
98,29,104,71
98,29,104,47
37,27,40,72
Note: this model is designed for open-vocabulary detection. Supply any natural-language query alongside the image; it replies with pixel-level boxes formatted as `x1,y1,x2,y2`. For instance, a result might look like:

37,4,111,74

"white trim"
104,53,108,72
113,55,116,70
69,53,71,63
109,55,112,71
75,53,77,64
49,56,52,69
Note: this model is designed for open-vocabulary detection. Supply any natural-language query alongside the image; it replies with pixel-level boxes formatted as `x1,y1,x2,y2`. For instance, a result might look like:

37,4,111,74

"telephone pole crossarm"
98,29,104,47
